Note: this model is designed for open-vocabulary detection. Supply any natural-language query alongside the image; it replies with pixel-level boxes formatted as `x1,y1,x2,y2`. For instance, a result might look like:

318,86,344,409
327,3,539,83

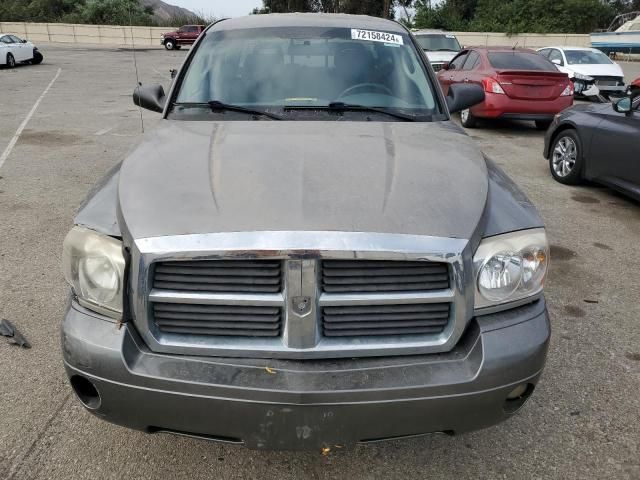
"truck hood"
563,63,624,78
118,121,488,240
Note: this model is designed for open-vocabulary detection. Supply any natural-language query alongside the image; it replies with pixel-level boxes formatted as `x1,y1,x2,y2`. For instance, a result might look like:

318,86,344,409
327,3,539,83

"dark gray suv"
61,14,551,451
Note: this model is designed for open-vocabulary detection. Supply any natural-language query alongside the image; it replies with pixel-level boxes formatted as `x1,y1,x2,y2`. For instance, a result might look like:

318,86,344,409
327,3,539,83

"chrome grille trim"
318,290,454,306
130,231,474,360
149,290,284,306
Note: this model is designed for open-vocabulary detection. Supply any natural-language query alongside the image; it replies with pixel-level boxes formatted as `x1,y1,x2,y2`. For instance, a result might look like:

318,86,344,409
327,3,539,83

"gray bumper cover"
62,300,550,450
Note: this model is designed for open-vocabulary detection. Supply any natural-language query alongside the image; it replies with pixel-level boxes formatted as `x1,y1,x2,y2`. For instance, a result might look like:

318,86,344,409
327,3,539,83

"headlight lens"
474,229,548,309
63,226,125,318
572,72,594,82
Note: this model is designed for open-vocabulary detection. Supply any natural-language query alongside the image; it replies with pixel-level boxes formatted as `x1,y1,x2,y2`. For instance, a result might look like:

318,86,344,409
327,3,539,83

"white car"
0,34,43,68
537,46,625,96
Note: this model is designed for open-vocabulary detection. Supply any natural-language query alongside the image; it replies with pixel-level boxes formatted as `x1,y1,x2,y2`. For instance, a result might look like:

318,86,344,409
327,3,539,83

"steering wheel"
338,83,393,99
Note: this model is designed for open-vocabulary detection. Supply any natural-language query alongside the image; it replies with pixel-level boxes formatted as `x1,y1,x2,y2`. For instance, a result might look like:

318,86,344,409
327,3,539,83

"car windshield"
415,34,461,52
488,52,557,71
564,50,613,65
174,26,439,118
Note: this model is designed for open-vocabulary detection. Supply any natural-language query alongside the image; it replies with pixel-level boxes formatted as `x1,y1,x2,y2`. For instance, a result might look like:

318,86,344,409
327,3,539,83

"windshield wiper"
173,101,283,120
285,102,423,122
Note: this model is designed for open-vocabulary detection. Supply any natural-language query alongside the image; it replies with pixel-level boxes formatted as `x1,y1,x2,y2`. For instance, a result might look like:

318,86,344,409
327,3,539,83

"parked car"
438,47,573,129
161,24,205,50
62,14,551,451
537,46,626,98
544,92,640,200
412,30,462,72
0,34,43,67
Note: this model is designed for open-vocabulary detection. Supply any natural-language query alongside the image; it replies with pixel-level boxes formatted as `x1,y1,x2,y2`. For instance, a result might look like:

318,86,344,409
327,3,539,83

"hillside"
141,0,197,21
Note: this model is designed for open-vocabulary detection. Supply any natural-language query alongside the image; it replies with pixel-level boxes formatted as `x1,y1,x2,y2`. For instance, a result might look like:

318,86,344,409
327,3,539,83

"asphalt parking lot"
0,43,639,480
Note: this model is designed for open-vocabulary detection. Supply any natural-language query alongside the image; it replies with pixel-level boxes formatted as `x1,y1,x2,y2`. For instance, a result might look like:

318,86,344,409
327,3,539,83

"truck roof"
211,13,406,33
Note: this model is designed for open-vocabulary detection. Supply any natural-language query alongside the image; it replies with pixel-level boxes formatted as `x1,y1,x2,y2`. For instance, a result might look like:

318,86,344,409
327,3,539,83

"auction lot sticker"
351,29,404,45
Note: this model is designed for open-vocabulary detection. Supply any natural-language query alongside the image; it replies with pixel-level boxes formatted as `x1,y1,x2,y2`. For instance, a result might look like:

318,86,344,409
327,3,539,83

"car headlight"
62,226,126,319
572,72,593,82
474,229,549,310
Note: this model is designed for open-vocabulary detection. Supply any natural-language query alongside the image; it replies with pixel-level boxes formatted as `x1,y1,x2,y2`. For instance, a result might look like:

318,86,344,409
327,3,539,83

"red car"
631,77,640,95
438,47,573,129
161,25,205,51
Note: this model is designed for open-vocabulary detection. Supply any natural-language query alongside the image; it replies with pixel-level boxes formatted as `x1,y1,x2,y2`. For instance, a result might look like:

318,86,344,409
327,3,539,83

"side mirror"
446,83,485,114
551,58,562,66
22,39,28,43
613,96,632,115
133,84,166,113
441,62,450,71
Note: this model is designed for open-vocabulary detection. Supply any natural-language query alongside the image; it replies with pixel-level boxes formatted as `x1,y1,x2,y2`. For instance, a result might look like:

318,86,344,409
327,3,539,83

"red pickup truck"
161,25,204,50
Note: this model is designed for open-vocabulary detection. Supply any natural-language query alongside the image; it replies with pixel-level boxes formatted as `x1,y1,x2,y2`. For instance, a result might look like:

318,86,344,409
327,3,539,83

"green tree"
66,0,155,25
414,0,618,33
253,0,394,17
414,0,469,30
0,0,77,22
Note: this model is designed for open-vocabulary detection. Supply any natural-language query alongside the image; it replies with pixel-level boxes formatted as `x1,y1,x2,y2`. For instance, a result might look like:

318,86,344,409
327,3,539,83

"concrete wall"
454,32,591,48
0,22,592,48
0,22,171,47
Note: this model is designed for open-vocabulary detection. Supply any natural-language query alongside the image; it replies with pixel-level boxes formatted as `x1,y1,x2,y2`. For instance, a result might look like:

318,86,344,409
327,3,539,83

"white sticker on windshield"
351,29,404,45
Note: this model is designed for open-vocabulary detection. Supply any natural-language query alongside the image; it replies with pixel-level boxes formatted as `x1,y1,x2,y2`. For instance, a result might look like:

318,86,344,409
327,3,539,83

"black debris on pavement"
0,319,31,349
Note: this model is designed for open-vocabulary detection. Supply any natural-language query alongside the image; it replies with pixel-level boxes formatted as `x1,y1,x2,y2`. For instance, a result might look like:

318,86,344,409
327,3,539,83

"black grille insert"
153,303,283,337
321,260,449,293
322,303,450,337
153,260,282,294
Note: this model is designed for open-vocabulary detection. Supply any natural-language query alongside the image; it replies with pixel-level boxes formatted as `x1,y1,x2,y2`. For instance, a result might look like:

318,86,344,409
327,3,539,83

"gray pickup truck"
61,14,551,451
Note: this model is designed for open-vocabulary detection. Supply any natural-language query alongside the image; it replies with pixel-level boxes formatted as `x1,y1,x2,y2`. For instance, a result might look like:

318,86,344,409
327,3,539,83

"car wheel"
32,51,43,65
550,130,583,185
164,39,175,51
460,109,478,128
6,53,16,68
535,120,552,131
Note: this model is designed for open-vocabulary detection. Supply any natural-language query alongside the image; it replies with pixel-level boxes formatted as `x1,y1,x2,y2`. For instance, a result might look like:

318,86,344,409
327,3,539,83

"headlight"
572,72,593,82
63,226,125,319
474,229,549,310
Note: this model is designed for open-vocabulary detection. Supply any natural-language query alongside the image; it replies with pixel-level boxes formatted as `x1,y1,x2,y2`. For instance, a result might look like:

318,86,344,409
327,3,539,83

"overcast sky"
169,0,263,18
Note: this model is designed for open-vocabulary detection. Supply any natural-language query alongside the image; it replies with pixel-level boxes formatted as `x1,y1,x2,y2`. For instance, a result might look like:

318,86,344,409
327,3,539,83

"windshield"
488,52,557,71
415,34,461,52
174,26,439,118
565,50,613,65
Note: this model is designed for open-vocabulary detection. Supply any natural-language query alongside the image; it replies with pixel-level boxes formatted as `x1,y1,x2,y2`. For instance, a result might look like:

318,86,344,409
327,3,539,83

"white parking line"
0,68,62,171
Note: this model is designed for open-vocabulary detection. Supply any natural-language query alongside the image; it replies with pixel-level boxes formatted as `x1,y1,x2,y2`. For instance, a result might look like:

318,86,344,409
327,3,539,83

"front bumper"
595,85,626,94
62,299,550,450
